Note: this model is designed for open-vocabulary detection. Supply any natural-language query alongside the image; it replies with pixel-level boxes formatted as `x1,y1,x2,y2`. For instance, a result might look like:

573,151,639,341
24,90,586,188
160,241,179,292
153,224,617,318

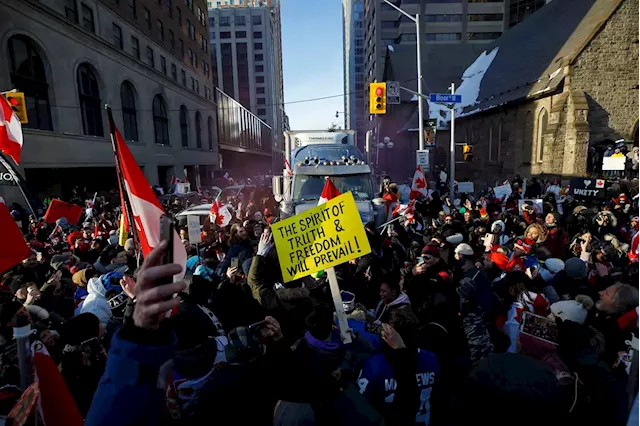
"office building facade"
208,0,285,173
342,0,367,150
0,0,218,203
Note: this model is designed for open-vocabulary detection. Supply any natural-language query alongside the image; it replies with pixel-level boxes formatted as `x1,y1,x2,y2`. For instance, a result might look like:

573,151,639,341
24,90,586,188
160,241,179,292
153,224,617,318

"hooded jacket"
373,293,410,323
80,276,112,326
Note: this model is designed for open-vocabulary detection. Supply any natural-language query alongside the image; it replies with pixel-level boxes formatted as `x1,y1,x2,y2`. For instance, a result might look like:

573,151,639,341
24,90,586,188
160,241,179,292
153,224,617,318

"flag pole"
105,105,140,262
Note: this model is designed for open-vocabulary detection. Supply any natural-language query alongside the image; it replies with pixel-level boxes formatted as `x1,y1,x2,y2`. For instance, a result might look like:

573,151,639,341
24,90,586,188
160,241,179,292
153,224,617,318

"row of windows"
467,32,501,40
468,14,504,22
217,31,263,39
8,34,214,147
210,14,263,27
425,14,462,22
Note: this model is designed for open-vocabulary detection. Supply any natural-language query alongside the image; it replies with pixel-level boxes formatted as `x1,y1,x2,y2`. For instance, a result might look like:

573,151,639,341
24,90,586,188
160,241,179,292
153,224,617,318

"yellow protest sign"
272,191,371,282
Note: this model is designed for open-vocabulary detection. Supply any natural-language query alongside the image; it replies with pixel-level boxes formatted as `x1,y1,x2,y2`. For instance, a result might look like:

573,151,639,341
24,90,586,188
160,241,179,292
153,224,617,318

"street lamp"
382,0,424,151
377,136,394,170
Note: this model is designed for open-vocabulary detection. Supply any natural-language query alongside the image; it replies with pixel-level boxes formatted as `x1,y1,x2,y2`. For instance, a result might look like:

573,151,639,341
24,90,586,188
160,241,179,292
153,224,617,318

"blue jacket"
85,329,176,426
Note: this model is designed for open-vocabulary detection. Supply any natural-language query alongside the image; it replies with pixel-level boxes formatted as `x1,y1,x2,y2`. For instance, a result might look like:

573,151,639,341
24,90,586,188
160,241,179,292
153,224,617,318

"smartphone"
230,257,240,270
158,215,174,286
365,322,384,335
519,311,558,359
248,320,266,340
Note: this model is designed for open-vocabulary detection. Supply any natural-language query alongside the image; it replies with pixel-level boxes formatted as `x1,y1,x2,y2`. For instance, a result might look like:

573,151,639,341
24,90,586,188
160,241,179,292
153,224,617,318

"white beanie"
544,258,565,274
454,243,474,256
550,295,594,325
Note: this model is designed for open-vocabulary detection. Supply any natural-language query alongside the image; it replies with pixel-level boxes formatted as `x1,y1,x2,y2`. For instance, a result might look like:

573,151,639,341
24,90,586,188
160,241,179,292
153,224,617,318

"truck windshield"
293,175,373,201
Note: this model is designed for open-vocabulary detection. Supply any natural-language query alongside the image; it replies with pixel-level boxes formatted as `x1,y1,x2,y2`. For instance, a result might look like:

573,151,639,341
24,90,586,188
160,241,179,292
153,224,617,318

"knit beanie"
564,257,587,279
455,243,474,256
550,295,594,325
422,244,440,257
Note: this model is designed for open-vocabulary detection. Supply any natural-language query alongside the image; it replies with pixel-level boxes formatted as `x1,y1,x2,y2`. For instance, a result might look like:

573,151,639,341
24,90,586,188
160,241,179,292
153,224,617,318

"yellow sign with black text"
272,192,372,282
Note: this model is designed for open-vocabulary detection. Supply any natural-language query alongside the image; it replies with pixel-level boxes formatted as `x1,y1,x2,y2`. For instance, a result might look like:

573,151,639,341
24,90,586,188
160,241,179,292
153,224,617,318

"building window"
425,14,462,22
209,17,214,27
203,62,209,77
131,36,140,58
257,97,265,105
112,23,123,49
236,15,246,26
81,3,95,33
7,35,52,131
64,0,78,23
166,0,172,17
220,32,231,39
191,77,195,91
468,13,503,21
467,32,501,40
255,65,263,72
160,56,167,74
77,64,103,136
536,109,548,163
144,8,151,31
186,0,193,11
171,63,177,80
177,6,182,26
181,69,186,86
220,16,230,26
254,53,263,61
256,76,264,83
169,29,175,49
179,39,184,57
157,20,164,41
120,81,138,141
153,95,169,145
195,79,199,94
253,31,262,39
425,0,461,2
381,21,397,29
254,42,262,50
193,52,197,68
129,0,137,19
257,108,266,115
195,111,202,149
425,33,461,41
207,116,214,151
256,86,265,94
180,105,189,147
252,15,261,25
188,48,193,65
236,31,246,38
147,47,154,67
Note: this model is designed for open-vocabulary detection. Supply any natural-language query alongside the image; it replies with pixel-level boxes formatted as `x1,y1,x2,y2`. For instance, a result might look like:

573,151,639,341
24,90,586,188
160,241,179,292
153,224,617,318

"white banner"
187,215,202,244
457,182,475,193
602,156,626,171
492,183,513,201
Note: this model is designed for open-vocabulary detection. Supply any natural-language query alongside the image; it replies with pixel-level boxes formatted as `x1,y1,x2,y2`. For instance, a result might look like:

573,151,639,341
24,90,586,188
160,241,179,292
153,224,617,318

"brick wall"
570,0,639,142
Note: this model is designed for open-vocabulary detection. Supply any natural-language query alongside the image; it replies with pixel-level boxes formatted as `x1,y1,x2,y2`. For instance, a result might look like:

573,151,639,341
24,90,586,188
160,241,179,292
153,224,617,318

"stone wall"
570,0,640,142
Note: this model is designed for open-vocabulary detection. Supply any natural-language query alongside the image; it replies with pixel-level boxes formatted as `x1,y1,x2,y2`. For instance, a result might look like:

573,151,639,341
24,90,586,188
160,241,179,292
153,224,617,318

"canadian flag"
409,165,428,200
0,93,24,164
629,232,639,263
0,197,31,274
318,178,341,205
210,200,233,227
392,200,416,223
110,124,186,280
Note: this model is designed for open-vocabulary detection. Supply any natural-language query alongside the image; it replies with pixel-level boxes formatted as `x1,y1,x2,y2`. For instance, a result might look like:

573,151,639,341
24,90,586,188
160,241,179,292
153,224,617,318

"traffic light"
369,82,386,115
463,144,474,162
3,92,28,124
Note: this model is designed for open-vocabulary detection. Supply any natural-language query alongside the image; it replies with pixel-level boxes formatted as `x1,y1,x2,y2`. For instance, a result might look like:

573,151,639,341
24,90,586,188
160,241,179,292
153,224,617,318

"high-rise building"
208,0,285,173
0,0,218,204
342,0,367,149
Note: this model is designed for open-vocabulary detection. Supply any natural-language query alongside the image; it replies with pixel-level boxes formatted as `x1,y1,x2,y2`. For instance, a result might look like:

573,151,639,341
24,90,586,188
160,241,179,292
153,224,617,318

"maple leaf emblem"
415,177,426,189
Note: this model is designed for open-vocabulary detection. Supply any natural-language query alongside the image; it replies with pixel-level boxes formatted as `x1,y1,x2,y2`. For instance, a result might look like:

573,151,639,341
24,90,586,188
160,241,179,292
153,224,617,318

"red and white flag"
409,166,428,200
209,200,233,227
32,341,84,426
392,200,416,223
0,198,31,274
110,123,186,280
629,232,639,263
284,159,293,177
0,94,24,164
318,179,341,205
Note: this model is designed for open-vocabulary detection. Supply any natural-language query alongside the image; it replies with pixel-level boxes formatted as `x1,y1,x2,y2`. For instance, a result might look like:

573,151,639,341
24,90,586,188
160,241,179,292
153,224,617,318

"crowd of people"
0,174,638,426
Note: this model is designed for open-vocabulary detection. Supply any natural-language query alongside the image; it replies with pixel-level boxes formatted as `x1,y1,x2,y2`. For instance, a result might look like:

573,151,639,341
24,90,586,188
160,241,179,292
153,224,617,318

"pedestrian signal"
369,83,386,115
3,92,28,124
463,144,474,162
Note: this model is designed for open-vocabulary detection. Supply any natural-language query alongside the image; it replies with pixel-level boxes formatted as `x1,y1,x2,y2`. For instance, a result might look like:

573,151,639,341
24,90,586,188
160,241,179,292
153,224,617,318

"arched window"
195,111,202,149
120,81,138,141
207,116,214,151
153,95,169,145
180,105,189,147
536,109,548,163
7,35,52,130
77,64,103,136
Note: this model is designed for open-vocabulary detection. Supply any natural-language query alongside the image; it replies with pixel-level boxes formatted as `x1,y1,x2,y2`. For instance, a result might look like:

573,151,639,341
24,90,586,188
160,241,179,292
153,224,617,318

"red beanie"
422,244,440,257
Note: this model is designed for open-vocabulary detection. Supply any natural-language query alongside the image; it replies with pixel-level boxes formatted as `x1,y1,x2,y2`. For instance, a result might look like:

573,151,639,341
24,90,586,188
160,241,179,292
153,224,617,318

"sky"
281,0,345,130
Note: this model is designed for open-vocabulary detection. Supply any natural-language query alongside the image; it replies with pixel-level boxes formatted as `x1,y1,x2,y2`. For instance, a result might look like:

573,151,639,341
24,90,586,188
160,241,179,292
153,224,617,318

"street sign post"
429,93,462,104
387,81,400,105
416,150,429,172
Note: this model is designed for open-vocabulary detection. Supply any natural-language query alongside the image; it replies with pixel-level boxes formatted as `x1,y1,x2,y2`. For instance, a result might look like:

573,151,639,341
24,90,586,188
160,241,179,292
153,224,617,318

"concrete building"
436,0,638,185
342,0,367,150
208,0,285,173
0,0,218,203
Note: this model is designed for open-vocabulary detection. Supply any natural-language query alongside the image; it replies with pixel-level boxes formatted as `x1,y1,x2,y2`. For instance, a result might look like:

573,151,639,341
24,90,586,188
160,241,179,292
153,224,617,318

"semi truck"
272,130,378,223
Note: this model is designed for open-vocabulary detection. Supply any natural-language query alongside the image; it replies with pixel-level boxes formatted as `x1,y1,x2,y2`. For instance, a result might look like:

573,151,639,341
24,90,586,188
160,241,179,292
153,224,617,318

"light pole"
377,136,394,171
382,0,424,151
335,111,350,129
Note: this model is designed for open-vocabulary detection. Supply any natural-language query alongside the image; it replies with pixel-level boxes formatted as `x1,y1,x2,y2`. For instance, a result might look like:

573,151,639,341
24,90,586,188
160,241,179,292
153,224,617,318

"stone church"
437,0,638,185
